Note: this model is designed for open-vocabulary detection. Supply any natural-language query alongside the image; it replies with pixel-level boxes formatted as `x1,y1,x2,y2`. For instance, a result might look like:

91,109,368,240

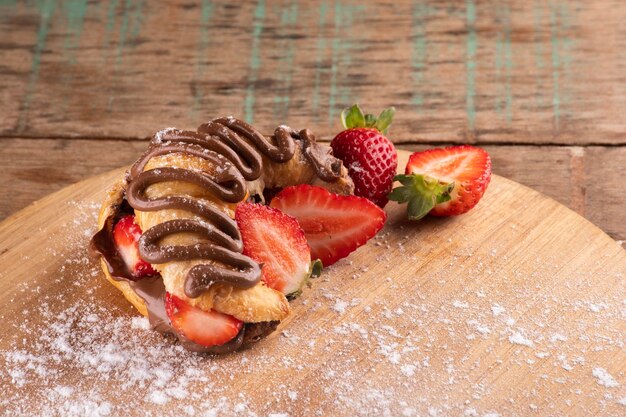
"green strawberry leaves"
342,105,366,130
341,104,396,134
388,174,455,220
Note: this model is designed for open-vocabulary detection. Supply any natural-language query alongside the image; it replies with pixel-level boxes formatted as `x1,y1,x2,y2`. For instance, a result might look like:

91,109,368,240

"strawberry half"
165,292,242,347
331,104,398,208
270,185,387,267
112,215,157,279
235,203,320,297
389,145,492,220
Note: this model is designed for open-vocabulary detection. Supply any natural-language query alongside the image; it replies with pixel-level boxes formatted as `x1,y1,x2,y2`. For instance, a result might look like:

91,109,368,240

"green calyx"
340,104,396,134
388,174,455,220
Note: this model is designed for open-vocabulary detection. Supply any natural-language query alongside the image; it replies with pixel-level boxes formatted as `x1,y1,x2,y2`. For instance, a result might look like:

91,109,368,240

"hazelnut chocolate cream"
91,117,351,353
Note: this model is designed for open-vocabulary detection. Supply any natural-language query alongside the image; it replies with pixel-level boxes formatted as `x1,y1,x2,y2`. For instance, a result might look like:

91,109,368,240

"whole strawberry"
331,104,398,207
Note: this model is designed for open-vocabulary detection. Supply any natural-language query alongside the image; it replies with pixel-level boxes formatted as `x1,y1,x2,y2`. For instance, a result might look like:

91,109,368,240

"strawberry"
389,145,492,220
330,104,398,208
113,215,157,279
165,292,242,347
235,203,320,297
270,185,386,267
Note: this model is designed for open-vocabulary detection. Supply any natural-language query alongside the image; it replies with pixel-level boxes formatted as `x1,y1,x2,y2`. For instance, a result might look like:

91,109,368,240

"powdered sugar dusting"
508,332,534,348
1,193,625,416
593,368,620,388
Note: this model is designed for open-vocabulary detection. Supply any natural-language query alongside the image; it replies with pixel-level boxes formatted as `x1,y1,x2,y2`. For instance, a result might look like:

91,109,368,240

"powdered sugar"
593,368,620,388
1,195,625,416
508,332,534,348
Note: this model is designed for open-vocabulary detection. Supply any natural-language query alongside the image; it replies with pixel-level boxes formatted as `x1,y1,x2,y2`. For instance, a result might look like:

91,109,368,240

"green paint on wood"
244,0,266,124
0,0,18,7
532,1,545,108
63,0,88,63
337,4,360,114
18,0,57,132
411,2,428,110
465,0,477,130
328,1,362,125
103,0,119,59
328,2,341,124
273,0,298,121
104,0,144,111
311,1,328,121
116,0,132,64
191,0,215,117
495,4,512,123
129,0,144,41
115,0,144,64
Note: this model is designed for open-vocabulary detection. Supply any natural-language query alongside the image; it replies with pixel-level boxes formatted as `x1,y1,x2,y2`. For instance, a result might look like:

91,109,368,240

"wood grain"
0,151,624,416
1,0,625,144
2,138,625,247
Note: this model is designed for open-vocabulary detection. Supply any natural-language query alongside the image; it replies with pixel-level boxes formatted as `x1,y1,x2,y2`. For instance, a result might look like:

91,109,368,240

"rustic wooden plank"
1,0,625,144
0,138,147,220
1,151,625,415
584,147,626,242
1,138,624,245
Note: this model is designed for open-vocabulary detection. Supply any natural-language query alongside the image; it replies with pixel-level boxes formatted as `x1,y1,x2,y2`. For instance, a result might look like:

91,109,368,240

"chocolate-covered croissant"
91,117,353,353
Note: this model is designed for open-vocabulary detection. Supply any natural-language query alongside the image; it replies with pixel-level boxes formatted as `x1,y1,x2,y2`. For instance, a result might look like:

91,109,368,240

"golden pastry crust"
96,178,150,317
96,171,291,323
95,133,354,325
247,144,354,197
133,152,291,322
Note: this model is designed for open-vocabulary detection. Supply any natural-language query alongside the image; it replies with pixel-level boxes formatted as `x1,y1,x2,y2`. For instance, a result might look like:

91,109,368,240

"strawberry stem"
341,104,396,134
388,174,455,220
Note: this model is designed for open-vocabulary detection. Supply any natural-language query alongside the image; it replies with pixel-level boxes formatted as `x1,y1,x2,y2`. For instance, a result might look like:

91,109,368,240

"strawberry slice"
389,145,492,220
270,185,387,267
165,292,243,347
113,215,157,279
235,203,319,297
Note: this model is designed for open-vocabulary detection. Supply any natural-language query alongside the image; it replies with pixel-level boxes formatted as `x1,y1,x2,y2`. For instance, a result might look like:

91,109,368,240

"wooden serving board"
0,150,624,416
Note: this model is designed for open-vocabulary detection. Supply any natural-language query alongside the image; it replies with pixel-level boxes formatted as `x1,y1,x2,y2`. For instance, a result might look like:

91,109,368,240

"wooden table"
0,0,624,248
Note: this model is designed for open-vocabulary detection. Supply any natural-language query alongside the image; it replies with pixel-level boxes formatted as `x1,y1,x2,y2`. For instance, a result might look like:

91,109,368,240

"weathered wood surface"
2,138,625,247
1,0,626,143
0,0,624,244
0,151,624,416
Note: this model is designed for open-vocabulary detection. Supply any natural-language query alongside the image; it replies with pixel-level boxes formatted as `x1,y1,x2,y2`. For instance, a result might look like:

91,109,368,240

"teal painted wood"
0,0,624,145
190,0,215,117
17,0,57,133
244,0,266,124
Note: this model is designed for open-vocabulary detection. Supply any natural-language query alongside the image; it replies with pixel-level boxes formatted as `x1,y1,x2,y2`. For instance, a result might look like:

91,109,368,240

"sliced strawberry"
113,215,157,279
235,203,318,297
389,145,492,219
165,292,242,347
270,185,386,267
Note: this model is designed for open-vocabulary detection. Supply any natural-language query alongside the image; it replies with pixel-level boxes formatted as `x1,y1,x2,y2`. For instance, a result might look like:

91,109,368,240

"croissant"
91,117,353,353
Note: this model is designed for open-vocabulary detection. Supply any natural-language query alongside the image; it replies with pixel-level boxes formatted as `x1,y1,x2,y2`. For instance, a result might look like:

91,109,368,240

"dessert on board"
90,107,490,353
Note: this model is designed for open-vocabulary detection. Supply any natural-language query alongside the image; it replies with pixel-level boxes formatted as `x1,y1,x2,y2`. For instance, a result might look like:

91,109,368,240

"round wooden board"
0,150,624,416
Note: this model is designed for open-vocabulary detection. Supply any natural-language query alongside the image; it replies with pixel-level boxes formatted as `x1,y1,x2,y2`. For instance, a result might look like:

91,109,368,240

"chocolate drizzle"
91,117,345,353
126,117,341,299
